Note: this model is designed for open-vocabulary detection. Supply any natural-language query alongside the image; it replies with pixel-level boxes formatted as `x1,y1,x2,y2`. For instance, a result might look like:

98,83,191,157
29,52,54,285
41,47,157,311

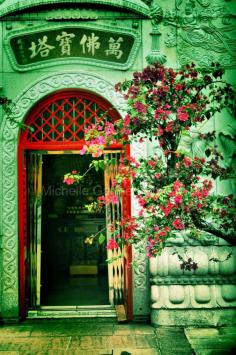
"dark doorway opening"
40,154,108,306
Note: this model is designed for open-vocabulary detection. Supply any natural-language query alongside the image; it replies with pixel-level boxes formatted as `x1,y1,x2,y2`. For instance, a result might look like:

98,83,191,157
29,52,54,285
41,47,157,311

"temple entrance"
40,154,108,306
18,90,132,319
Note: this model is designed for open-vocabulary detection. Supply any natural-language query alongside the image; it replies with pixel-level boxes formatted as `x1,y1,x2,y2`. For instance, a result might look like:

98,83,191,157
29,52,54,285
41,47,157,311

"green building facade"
0,0,236,325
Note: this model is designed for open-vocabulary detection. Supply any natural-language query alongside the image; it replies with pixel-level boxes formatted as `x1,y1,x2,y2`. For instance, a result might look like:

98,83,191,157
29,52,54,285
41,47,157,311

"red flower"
133,101,147,114
174,195,183,204
183,157,192,167
106,239,118,250
172,218,185,230
165,121,174,132
63,177,75,185
147,160,156,167
177,110,188,121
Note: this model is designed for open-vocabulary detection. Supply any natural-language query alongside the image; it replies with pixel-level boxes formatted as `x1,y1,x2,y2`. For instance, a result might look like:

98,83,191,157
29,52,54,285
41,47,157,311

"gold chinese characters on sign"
9,26,136,69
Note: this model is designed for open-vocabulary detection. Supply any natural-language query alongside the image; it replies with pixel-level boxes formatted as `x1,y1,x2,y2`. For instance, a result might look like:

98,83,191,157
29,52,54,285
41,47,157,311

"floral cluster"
63,62,236,258
63,170,81,185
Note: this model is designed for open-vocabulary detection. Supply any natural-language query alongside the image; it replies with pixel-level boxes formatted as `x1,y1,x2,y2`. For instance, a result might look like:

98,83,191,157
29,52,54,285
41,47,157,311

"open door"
18,90,131,318
27,153,42,309
104,150,132,321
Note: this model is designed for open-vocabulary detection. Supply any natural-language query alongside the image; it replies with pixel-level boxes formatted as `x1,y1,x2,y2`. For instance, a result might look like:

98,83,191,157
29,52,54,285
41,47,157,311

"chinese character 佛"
29,35,55,59
80,33,100,56
56,31,75,56
105,37,123,59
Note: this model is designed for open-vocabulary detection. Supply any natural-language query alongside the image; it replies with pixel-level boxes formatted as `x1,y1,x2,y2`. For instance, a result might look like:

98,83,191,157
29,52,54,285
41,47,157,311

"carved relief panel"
163,0,236,67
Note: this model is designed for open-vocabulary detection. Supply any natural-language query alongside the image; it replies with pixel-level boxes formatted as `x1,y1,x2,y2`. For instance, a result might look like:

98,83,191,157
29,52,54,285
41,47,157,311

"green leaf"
98,233,106,244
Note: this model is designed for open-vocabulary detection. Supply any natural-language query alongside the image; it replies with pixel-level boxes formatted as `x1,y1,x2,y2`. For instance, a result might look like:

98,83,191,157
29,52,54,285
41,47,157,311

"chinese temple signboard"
5,24,141,71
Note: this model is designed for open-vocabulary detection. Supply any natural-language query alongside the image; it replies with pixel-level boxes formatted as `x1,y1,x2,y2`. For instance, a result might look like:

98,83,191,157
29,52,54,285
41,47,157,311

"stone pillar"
149,237,236,326
131,141,150,321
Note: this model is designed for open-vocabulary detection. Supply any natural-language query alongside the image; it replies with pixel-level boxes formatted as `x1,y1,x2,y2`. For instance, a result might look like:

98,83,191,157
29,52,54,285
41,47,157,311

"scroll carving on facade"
164,0,236,67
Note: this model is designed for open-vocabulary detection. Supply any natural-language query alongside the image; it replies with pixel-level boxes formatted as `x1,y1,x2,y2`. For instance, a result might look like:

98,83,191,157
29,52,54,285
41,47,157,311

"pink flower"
147,160,156,167
174,195,183,204
172,218,185,230
183,157,192,167
124,114,130,126
165,121,174,132
175,84,183,91
155,173,161,179
177,110,188,121
133,101,147,114
80,145,88,155
97,135,105,144
137,196,147,207
106,239,118,250
63,177,75,185
92,148,103,157
107,192,119,205
160,202,174,216
196,202,203,209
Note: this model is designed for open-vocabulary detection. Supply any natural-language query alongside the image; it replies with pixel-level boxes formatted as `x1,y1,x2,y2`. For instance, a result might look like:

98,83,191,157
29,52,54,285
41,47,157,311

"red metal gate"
18,90,132,319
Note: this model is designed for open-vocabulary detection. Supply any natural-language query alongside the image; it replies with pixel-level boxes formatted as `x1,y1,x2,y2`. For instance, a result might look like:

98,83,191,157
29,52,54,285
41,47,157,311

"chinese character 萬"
105,37,123,59
29,35,55,59
80,33,100,56
56,31,75,56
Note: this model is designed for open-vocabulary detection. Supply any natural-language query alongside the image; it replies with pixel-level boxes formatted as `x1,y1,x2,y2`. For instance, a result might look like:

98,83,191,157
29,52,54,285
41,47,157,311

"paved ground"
0,318,235,354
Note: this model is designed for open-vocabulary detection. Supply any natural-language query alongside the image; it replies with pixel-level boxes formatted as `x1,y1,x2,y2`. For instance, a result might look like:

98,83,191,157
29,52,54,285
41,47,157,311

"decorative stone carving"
149,246,236,310
163,0,236,67
0,0,150,18
46,8,98,20
150,4,163,26
151,284,236,308
146,4,166,65
142,0,153,7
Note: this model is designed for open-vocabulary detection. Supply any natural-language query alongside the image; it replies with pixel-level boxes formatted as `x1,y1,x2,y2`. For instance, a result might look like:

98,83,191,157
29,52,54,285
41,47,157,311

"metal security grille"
23,91,118,143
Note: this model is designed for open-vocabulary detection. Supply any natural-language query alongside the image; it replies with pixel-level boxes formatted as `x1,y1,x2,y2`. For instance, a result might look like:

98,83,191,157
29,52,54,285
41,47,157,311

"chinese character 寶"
105,37,123,59
80,33,100,56
56,31,75,56
29,35,55,59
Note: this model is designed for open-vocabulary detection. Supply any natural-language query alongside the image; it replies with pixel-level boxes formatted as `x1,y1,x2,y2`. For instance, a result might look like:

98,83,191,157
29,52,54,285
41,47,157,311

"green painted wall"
0,0,235,321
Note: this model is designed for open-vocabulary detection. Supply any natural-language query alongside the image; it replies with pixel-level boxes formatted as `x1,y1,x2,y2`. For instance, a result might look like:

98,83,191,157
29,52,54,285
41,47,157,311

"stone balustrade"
149,245,236,326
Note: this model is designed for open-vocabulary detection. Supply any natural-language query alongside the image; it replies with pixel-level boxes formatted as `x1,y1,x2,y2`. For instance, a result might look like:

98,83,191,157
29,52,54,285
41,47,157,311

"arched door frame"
1,72,126,320
18,88,132,318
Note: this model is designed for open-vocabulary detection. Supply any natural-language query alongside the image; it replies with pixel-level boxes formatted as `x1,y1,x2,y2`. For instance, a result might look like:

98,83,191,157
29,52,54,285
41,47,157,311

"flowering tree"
64,63,236,260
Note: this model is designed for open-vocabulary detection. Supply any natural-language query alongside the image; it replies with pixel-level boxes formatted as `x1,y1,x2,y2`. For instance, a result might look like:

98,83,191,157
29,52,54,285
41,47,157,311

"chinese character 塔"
29,35,55,58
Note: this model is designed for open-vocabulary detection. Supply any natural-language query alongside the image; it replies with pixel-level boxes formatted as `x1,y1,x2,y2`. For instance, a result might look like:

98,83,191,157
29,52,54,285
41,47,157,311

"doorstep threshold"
27,305,116,319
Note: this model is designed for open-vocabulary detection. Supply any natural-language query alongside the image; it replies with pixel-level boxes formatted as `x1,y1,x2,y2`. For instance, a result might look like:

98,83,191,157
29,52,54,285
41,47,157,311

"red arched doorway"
18,90,132,320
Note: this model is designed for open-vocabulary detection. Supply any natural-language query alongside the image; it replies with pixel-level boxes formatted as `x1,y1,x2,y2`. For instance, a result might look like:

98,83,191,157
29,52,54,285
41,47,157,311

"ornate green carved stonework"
163,0,236,67
150,245,236,326
0,0,150,18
